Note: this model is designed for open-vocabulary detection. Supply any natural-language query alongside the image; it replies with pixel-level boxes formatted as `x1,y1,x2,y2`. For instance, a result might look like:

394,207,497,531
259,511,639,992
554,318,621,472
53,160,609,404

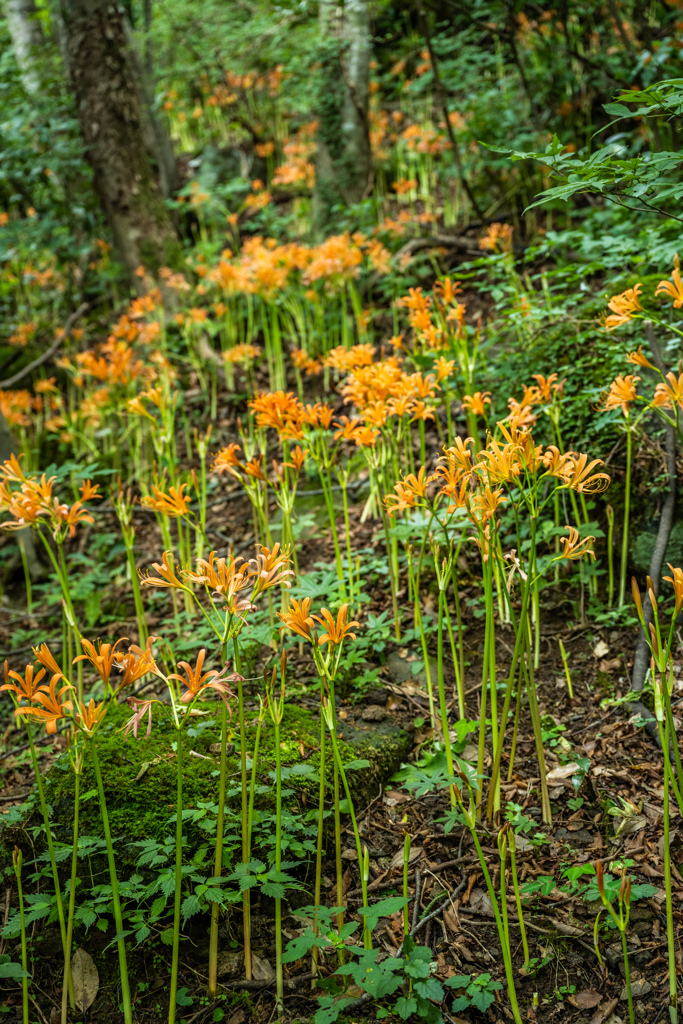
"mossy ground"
3,697,410,870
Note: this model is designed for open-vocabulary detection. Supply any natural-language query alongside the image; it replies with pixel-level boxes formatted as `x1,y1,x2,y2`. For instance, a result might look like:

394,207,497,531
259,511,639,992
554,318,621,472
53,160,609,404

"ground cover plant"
2,2,683,1023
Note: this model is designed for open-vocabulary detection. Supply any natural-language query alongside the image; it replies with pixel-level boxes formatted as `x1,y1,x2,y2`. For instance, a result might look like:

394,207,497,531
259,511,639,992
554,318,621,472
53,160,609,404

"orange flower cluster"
272,122,316,189
141,544,292,617
0,389,38,428
8,320,37,347
384,420,610,518
0,456,99,539
479,223,514,253
397,280,465,350
339,359,441,427
602,284,643,330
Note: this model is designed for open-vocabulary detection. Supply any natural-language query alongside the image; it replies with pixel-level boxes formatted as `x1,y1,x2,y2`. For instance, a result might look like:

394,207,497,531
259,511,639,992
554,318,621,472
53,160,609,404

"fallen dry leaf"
546,762,581,783
71,948,99,1013
389,844,423,870
593,639,610,659
568,990,602,1010
590,997,618,1024
469,888,495,917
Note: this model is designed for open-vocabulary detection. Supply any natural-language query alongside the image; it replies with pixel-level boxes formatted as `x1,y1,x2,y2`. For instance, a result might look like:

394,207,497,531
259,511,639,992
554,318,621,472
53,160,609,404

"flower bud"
12,845,22,874
631,578,643,623
595,859,605,899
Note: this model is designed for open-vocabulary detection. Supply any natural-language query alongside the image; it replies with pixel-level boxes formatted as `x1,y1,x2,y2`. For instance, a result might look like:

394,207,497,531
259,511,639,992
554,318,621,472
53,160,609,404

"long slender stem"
233,641,251,980
312,707,326,985
273,712,284,1010
208,701,227,996
13,849,28,1024
168,730,184,1024
661,718,678,1024
619,421,632,607
26,724,73,1007
61,761,81,1024
90,741,132,1024
508,840,529,968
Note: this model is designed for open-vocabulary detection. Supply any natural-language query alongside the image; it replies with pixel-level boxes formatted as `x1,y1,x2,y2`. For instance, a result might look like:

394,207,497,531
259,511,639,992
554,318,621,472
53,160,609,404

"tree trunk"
314,0,372,229
5,0,45,95
58,0,180,281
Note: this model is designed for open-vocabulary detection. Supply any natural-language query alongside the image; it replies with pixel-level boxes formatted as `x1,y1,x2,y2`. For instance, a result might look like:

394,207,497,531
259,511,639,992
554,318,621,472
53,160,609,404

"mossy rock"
2,698,410,870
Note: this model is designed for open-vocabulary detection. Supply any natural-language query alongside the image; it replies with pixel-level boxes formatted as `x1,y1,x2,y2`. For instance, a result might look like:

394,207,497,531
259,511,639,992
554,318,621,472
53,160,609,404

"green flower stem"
437,588,455,806
61,757,81,1024
619,418,633,607
606,504,615,607
441,588,465,718
621,927,634,1024
208,700,228,997
26,723,73,1007
90,740,132,1024
18,534,32,616
312,706,326,985
13,847,28,1024
168,729,184,1024
508,838,529,969
273,709,284,1010
406,548,435,729
402,832,410,936
327,719,370,949
663,718,678,1024
233,640,252,981
246,704,266,855
461,805,522,1024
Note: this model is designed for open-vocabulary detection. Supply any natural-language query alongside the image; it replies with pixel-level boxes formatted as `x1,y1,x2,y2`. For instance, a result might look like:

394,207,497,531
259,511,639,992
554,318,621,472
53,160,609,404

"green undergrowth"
2,698,410,870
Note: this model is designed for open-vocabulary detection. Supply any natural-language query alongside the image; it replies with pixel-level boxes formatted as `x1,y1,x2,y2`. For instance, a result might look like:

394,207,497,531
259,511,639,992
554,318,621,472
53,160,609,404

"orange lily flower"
652,372,683,410
559,454,610,493
250,543,293,594
626,346,656,371
333,416,362,441
313,605,360,646
112,640,158,694
664,565,683,615
462,392,491,417
79,480,101,502
531,373,565,401
278,597,316,643
602,284,643,330
604,375,640,416
1,662,48,703
142,483,191,518
559,526,595,561
469,485,507,523
285,446,307,474
74,698,108,735
32,643,63,679
0,454,28,483
16,675,73,734
476,440,521,484
212,443,243,479
655,257,683,308
73,637,127,686
140,551,188,590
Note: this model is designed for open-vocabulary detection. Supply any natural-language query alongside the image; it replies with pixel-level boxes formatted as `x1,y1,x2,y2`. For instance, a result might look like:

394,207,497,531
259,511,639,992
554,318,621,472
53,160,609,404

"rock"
361,704,387,722
385,650,438,689
216,950,243,977
209,742,236,756
554,826,594,847
620,979,651,1001
252,954,275,982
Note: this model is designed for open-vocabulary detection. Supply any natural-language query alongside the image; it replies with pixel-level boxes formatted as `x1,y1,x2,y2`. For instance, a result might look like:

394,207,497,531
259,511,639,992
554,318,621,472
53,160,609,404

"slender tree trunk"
58,0,180,281
314,0,372,228
5,0,45,95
